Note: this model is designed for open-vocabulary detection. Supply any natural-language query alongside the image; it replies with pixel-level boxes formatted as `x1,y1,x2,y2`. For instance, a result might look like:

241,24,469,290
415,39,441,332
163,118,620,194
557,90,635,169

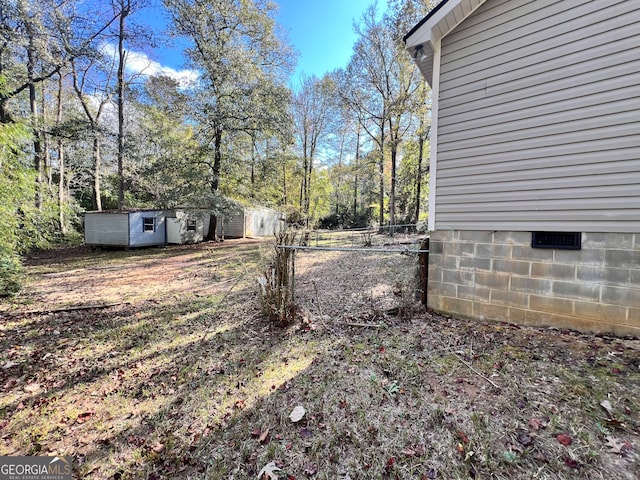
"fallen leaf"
303,465,317,475
457,430,469,444
257,462,280,480
604,417,626,429
2,361,17,370
24,383,40,393
3,378,17,391
564,457,580,469
385,457,395,471
516,431,534,447
600,399,614,416
528,417,547,431
605,436,631,454
258,427,270,444
422,468,437,479
557,433,573,446
534,451,549,463
151,442,164,453
289,405,305,423
76,412,94,424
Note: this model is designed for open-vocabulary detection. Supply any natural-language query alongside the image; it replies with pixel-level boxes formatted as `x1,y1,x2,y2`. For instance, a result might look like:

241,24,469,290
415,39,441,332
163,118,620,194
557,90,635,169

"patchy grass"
1,238,639,479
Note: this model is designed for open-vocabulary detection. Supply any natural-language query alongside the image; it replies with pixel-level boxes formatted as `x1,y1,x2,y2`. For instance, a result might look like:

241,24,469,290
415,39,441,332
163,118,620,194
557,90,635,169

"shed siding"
128,211,167,247
217,210,245,238
166,210,204,244
436,0,640,232
245,208,283,238
84,213,129,246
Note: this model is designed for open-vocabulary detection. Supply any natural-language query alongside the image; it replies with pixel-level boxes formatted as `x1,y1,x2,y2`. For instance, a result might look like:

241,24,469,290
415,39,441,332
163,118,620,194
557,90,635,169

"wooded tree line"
0,0,436,294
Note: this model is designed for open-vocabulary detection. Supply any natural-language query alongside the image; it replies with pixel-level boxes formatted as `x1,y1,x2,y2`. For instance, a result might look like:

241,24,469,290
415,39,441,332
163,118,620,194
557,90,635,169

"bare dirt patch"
1,238,639,479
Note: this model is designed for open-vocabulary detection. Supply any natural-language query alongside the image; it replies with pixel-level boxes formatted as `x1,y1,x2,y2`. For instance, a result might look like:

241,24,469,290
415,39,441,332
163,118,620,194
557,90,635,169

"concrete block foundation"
427,231,640,337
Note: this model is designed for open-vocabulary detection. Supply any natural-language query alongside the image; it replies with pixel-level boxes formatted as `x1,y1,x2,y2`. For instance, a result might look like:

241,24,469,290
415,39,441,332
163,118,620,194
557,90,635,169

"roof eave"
404,0,488,86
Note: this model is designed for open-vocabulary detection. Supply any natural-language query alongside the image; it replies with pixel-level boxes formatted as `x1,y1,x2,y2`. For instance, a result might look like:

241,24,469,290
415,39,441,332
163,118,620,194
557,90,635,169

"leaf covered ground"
1,237,639,479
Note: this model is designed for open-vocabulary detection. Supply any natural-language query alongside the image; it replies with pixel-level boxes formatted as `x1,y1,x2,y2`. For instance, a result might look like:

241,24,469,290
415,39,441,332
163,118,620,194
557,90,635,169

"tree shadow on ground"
2,243,640,479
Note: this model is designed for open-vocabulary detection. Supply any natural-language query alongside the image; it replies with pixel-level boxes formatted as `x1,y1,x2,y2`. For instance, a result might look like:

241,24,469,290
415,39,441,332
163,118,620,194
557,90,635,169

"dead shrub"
258,230,299,327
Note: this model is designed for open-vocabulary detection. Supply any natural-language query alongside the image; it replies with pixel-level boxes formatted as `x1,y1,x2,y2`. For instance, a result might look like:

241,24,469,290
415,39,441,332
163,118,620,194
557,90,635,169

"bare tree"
340,4,420,232
0,0,119,124
70,51,115,211
292,74,335,226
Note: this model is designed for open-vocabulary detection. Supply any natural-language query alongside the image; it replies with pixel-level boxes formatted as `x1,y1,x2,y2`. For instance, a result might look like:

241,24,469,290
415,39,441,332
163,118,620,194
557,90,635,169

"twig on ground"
8,302,128,316
451,351,501,389
346,322,384,328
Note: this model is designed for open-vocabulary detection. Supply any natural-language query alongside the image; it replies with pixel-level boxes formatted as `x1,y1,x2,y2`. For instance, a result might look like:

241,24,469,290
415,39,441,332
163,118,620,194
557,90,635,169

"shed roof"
404,0,487,85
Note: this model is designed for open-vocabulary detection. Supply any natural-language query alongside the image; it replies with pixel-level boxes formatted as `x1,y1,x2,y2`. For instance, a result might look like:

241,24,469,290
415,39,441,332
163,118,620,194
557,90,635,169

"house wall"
436,0,640,233
128,211,167,247
428,230,640,337
84,213,129,246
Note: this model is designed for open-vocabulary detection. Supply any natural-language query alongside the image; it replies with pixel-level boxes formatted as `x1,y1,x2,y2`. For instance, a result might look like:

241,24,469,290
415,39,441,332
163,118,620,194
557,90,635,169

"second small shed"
211,204,285,239
166,209,206,244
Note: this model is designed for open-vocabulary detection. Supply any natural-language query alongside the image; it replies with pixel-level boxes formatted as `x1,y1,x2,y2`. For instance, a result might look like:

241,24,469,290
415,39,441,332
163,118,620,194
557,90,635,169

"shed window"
186,219,197,231
143,217,156,232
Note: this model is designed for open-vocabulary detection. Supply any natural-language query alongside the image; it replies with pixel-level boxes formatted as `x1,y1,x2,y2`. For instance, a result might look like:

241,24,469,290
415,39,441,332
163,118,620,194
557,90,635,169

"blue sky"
133,0,380,86
275,0,378,82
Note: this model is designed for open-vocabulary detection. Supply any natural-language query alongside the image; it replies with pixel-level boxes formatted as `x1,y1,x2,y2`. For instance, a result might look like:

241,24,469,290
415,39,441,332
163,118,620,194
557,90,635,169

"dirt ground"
1,238,639,479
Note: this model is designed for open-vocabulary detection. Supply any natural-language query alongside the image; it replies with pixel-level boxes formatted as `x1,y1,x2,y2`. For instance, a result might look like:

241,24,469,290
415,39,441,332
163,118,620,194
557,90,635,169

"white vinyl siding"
84,213,129,246
435,0,640,232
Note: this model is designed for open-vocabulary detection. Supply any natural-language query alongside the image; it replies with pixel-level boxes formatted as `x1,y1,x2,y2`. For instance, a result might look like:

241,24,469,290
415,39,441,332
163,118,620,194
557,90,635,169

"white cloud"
100,43,199,88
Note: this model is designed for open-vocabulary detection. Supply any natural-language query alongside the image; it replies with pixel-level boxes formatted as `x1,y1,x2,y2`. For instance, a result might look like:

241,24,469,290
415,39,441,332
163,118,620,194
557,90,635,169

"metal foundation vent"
531,231,581,250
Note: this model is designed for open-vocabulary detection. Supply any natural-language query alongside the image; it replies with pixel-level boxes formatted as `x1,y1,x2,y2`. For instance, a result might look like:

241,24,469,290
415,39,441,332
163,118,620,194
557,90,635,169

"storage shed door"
166,218,181,244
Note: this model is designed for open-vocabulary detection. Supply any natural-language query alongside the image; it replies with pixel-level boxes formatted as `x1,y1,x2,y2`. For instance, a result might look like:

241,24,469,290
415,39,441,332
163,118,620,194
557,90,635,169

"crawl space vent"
531,231,581,250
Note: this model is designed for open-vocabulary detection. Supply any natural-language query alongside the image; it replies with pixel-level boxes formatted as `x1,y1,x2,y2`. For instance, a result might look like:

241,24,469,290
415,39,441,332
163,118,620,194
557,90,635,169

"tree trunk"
300,153,308,218
42,82,52,189
390,144,397,236
206,214,217,241
378,125,385,232
353,127,360,219
212,127,222,191
0,98,10,124
116,1,129,211
27,25,42,209
93,136,102,211
282,154,287,205
56,72,66,235
305,156,313,228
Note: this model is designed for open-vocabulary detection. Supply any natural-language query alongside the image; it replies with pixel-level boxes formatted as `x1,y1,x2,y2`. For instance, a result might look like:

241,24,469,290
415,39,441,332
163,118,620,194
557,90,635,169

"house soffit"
404,0,488,86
